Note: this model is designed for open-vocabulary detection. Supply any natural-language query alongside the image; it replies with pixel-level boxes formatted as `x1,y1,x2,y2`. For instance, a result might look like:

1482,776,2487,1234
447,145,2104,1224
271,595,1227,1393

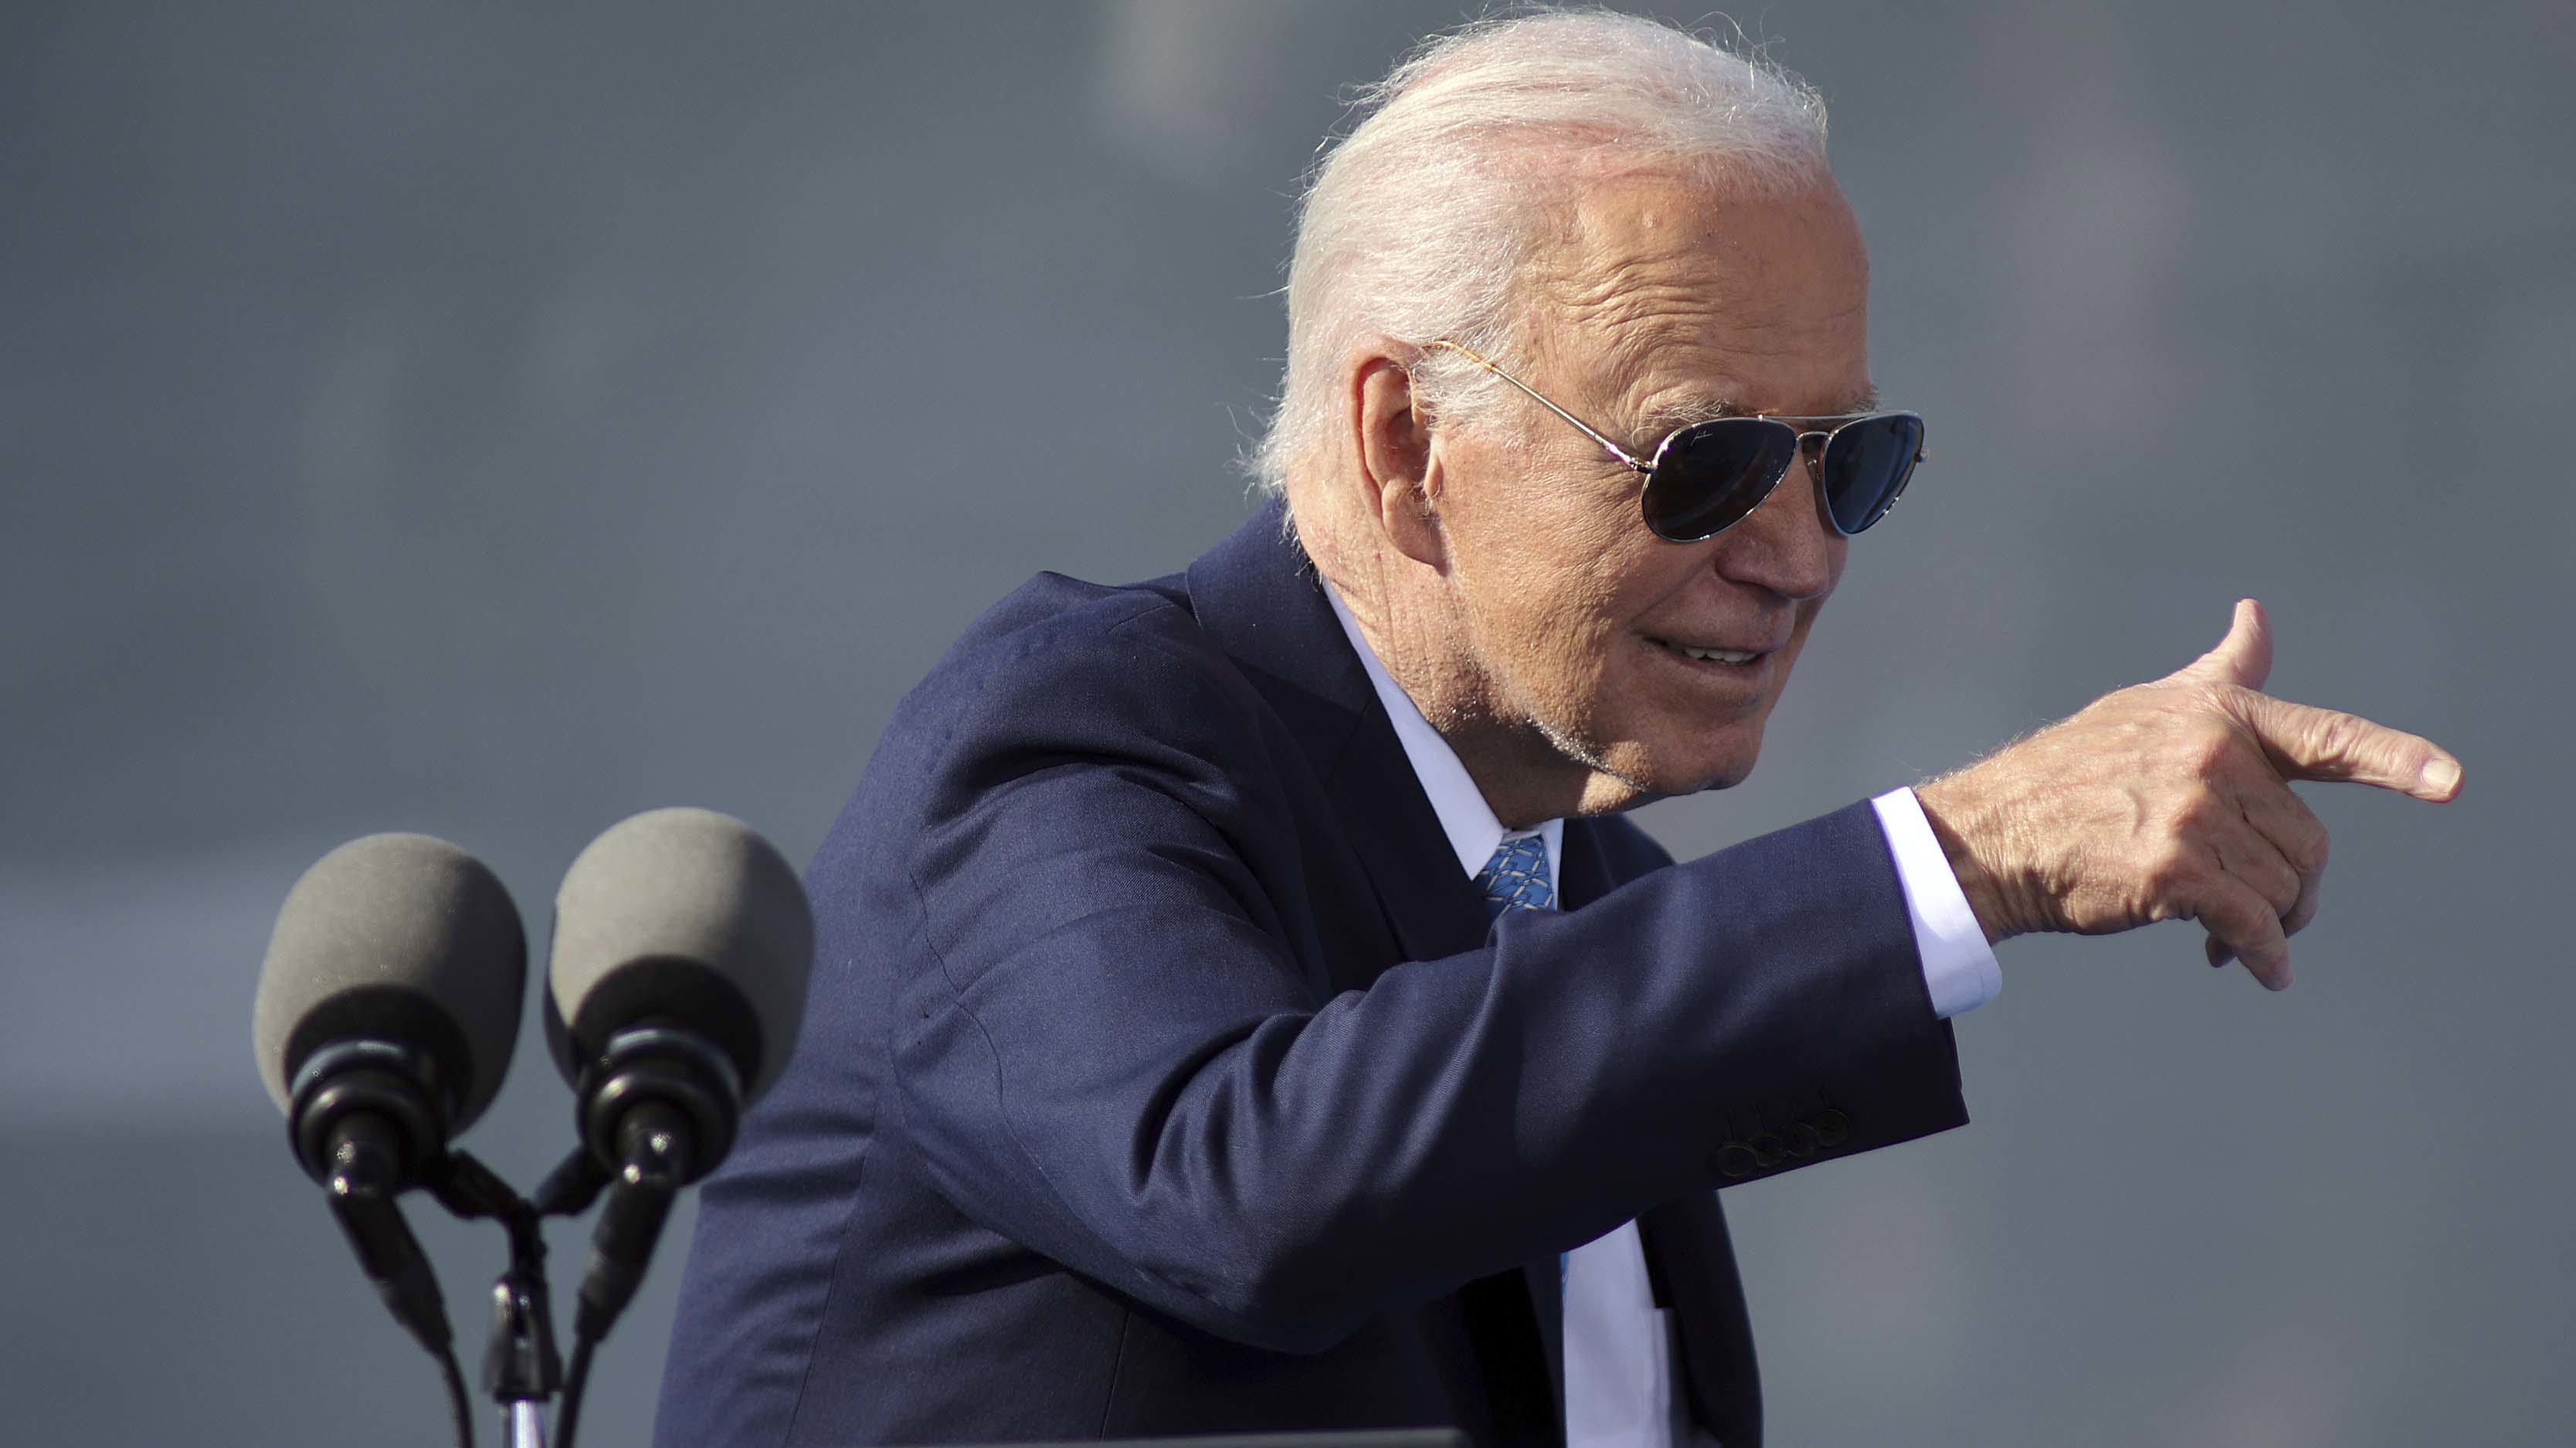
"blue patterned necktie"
1474,834,1555,919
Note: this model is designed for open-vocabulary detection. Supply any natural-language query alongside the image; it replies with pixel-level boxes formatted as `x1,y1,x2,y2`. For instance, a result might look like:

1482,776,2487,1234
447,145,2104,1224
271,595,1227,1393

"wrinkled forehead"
1512,170,1875,419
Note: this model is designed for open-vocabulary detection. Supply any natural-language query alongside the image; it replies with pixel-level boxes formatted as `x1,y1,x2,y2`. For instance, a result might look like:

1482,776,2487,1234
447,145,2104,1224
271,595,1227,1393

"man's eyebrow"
1637,385,1885,433
1834,385,1885,415
1635,395,1749,432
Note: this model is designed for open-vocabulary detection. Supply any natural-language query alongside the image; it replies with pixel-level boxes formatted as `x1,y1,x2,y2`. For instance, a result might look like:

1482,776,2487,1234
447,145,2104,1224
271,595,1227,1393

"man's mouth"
1650,637,1764,666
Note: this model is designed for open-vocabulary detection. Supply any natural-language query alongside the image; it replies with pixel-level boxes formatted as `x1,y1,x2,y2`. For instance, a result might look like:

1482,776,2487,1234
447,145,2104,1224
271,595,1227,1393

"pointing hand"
1911,601,2461,989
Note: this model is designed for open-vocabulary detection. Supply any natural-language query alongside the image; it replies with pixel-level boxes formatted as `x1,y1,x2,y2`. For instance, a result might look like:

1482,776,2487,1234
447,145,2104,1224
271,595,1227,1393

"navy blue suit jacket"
654,503,1968,1448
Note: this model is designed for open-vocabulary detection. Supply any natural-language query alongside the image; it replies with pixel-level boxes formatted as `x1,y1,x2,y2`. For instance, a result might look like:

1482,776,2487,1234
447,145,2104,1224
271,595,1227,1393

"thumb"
2173,598,2273,691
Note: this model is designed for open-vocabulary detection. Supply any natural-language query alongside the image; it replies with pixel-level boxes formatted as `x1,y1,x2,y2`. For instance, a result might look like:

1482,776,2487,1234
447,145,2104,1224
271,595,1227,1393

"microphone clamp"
573,1025,742,1186
289,1039,450,1187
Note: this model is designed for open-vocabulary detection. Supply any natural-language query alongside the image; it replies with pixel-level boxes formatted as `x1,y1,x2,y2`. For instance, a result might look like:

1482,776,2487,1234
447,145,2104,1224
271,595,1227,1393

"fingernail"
2419,758,2461,796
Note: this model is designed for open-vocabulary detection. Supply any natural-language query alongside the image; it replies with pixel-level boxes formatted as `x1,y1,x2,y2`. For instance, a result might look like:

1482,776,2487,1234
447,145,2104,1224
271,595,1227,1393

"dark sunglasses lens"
1820,413,1924,534
1642,420,1798,541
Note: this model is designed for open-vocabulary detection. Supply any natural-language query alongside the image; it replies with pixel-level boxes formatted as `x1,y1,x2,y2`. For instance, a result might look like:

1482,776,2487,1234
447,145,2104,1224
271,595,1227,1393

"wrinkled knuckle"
2294,832,2331,876
2263,869,2300,913
2308,711,2366,765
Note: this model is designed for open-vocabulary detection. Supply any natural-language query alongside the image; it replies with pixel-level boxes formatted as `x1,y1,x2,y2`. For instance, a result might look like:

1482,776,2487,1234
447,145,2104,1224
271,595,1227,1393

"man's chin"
1668,758,1757,798
1570,748,1760,816
1536,712,1767,814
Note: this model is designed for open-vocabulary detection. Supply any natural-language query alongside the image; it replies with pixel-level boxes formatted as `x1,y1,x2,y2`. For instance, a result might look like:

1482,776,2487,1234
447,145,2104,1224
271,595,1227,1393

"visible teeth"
1668,642,1757,664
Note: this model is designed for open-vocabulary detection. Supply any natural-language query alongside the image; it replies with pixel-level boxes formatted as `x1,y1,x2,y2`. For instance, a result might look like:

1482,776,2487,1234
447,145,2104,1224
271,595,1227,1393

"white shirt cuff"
1869,787,2002,1019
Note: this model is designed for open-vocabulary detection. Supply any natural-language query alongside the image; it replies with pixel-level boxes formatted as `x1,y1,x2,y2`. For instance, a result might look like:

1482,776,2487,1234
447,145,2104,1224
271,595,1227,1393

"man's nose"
1711,446,1841,601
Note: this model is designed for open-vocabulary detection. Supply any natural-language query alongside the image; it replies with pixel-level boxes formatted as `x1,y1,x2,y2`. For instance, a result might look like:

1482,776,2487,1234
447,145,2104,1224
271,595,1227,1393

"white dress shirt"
1322,584,1997,1448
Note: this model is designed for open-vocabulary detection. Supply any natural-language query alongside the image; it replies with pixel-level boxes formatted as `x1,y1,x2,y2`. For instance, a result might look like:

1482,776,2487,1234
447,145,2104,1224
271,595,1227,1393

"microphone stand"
432,1151,566,1448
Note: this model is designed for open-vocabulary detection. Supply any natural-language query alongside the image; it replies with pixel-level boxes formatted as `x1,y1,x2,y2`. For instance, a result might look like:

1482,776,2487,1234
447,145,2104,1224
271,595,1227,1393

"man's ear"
1347,344,1448,571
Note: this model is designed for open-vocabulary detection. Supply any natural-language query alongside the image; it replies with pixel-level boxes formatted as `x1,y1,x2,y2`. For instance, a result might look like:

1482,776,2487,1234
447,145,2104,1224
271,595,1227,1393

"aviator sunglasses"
1424,340,1928,543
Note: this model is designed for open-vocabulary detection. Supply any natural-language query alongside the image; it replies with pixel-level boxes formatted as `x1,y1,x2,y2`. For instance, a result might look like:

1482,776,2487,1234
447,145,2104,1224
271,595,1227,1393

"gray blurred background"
5,1,2571,1443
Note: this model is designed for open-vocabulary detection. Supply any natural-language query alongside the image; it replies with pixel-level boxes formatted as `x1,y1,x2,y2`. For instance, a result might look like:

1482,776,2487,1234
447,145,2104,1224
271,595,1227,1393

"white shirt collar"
1323,582,1564,890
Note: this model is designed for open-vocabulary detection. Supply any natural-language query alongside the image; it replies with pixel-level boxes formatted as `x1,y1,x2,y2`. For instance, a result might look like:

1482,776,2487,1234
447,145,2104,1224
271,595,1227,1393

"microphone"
544,807,812,1348
252,832,526,1383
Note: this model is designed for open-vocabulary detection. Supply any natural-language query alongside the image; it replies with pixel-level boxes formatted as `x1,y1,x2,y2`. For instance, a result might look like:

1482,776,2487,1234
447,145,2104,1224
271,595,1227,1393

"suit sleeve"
878,611,1965,1354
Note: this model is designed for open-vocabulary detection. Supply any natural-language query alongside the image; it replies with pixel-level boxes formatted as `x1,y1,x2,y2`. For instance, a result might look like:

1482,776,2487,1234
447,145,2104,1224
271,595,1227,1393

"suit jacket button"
1715,1142,1758,1178
1784,1122,1820,1158
1748,1134,1784,1168
1813,1110,1850,1147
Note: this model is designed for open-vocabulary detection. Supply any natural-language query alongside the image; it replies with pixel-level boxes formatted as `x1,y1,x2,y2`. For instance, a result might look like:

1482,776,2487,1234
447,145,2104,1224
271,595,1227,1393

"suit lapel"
1183,502,1495,972
1325,709,1498,965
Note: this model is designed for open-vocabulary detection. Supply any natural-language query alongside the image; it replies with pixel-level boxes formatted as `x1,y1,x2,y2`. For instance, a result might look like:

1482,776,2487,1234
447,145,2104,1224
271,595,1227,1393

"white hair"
1249,6,1834,498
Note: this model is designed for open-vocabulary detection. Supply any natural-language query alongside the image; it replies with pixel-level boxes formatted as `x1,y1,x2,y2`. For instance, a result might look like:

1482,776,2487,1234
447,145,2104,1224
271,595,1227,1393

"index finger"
2233,692,2462,802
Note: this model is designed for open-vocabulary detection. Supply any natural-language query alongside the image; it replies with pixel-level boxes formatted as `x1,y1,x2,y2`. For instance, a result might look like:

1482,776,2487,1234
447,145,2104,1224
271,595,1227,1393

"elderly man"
656,12,2458,1447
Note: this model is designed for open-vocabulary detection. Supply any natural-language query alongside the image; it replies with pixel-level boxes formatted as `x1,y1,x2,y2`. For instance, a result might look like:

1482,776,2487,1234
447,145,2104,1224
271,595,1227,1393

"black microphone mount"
266,811,811,1448
284,1034,684,1448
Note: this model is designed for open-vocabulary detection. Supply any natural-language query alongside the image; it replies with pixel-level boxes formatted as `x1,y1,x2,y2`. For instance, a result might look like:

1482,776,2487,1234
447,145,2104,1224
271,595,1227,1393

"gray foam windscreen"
548,807,813,1103
253,832,528,1128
